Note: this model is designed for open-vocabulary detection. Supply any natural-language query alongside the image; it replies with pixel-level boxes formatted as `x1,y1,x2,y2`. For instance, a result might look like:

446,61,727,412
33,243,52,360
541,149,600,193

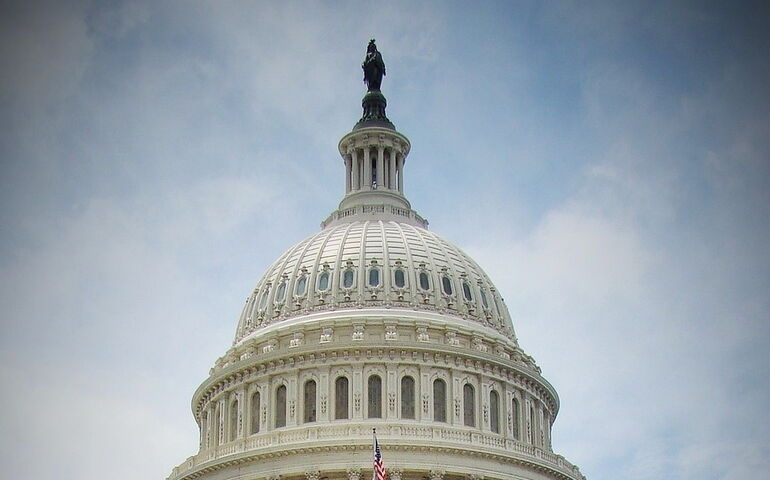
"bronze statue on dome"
362,39,386,92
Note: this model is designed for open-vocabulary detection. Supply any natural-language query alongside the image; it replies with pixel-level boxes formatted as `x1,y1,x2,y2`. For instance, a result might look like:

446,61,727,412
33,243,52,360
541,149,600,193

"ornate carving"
352,325,365,341
290,332,305,348
289,400,296,419
305,470,321,480
320,395,327,415
429,469,445,480
422,394,430,413
320,327,333,343
445,331,460,346
416,326,429,342
389,469,403,480
354,393,362,411
388,392,396,412
385,325,398,341
347,468,362,480
472,336,488,352
263,339,278,354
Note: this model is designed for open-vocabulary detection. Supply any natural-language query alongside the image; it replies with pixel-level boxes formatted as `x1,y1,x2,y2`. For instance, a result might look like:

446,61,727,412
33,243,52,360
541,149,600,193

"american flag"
373,429,387,480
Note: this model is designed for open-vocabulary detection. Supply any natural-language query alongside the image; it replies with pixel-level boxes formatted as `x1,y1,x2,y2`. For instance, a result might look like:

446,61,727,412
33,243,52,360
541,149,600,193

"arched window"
318,271,330,291
463,384,475,427
529,404,536,445
343,269,354,288
401,376,415,419
511,397,520,440
367,375,382,418
442,276,453,295
462,282,473,301
275,385,287,428
335,377,349,420
369,268,380,287
275,282,286,303
229,399,239,441
490,390,500,434
304,380,317,423
394,268,406,288
419,271,430,291
433,379,447,422
250,391,261,434
295,276,307,296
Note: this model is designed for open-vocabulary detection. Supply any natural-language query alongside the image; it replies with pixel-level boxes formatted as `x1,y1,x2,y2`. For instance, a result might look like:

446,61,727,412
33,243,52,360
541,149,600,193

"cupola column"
397,154,404,193
376,145,385,189
345,154,352,193
389,148,397,190
363,148,372,190
351,150,360,191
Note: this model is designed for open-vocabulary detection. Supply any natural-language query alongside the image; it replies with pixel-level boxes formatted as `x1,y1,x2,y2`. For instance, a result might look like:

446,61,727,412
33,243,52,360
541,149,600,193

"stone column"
396,154,404,193
351,149,360,191
376,145,385,189
345,154,352,193
389,148,397,190
363,148,371,190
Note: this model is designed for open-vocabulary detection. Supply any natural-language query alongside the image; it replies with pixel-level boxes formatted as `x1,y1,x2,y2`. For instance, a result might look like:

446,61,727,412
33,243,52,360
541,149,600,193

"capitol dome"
168,41,584,480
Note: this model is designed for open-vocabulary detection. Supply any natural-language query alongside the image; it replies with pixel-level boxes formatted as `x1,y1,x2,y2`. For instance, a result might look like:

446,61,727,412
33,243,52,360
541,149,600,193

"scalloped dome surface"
234,220,517,345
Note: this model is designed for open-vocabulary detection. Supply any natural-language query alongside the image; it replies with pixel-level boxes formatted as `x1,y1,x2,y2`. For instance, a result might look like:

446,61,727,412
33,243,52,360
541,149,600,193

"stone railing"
167,422,584,480
321,205,429,229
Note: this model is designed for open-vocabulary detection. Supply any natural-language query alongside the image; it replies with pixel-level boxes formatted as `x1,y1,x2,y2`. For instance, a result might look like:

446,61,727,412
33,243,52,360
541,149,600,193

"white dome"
168,54,585,480
234,220,517,346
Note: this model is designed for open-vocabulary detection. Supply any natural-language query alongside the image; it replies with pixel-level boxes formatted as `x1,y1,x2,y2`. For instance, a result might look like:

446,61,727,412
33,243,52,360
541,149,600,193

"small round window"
419,272,430,291
462,282,473,301
295,276,307,296
441,276,453,295
318,271,330,291
368,268,380,287
343,269,355,288
394,269,406,288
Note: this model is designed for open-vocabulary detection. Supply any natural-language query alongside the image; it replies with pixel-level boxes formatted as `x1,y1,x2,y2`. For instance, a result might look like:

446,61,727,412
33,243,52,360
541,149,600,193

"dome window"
462,282,473,302
318,271,330,291
418,271,430,291
480,288,489,309
441,276,453,295
368,268,380,287
275,282,287,302
342,269,355,288
295,276,307,296
258,286,270,310
394,268,406,288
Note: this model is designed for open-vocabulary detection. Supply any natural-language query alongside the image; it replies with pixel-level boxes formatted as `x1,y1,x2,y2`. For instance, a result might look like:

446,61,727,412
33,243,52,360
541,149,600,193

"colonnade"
198,363,552,452
344,145,404,194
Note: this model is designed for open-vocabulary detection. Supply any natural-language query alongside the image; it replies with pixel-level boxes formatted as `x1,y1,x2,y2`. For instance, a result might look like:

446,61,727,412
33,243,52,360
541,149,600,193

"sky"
1,1,769,479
